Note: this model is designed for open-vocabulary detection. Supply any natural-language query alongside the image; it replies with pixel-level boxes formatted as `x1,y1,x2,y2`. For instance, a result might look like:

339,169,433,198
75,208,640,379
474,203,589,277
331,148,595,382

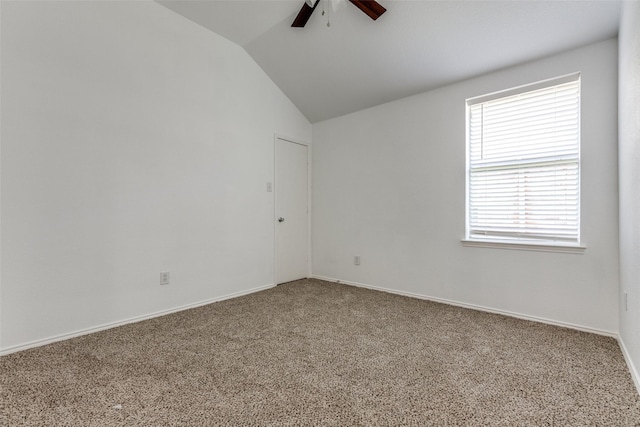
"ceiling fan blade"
292,0,320,27
349,0,386,20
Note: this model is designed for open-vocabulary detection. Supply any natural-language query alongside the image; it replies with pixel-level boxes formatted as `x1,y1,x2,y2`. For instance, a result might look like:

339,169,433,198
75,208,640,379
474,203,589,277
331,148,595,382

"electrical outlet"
160,271,170,286
354,256,361,266
625,292,628,311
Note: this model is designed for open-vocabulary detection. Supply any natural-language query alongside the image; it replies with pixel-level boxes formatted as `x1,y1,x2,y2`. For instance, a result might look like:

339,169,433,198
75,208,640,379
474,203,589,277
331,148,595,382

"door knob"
278,217,285,223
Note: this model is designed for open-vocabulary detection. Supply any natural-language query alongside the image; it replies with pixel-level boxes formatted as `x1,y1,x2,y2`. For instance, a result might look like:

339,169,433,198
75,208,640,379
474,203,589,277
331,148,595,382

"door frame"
273,134,311,285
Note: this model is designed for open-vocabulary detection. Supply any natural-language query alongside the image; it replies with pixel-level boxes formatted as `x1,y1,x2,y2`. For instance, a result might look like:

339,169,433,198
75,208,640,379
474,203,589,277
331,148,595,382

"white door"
275,137,309,284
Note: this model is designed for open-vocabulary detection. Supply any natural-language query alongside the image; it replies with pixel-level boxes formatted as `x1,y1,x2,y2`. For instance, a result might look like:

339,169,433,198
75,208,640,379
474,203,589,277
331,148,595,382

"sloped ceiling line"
158,0,621,123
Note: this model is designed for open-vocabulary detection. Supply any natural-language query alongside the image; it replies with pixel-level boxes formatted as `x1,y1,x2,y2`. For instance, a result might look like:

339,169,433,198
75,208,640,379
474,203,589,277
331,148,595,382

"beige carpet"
1,279,639,426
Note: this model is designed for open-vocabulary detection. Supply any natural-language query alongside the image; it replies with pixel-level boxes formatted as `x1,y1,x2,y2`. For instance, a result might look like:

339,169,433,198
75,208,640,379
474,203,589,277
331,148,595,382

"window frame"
463,73,586,254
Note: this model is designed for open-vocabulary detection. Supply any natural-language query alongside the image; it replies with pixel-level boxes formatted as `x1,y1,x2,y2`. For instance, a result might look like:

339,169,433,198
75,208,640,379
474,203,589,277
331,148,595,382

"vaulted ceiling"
158,0,621,123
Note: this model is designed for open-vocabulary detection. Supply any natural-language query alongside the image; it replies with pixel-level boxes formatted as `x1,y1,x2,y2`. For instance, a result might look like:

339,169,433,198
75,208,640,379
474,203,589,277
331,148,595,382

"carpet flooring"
1,278,639,426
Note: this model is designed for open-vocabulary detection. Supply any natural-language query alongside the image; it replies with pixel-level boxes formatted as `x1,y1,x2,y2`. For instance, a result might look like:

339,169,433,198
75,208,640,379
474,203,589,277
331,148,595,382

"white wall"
312,39,619,334
619,0,640,392
0,0,311,351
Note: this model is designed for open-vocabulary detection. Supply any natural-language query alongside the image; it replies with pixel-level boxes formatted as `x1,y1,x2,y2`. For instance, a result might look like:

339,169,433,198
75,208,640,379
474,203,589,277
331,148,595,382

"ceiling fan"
292,0,387,27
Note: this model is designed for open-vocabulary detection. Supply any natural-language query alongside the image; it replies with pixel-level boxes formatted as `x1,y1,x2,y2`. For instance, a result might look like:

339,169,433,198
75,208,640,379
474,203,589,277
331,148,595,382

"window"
465,74,581,249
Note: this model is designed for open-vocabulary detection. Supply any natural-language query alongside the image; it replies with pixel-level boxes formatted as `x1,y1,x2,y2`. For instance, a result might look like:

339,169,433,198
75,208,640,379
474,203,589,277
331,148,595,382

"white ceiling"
158,0,621,123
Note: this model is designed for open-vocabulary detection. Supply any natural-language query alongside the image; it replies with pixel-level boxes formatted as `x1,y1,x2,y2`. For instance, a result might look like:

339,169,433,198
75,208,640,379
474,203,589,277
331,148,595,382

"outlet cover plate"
160,272,170,285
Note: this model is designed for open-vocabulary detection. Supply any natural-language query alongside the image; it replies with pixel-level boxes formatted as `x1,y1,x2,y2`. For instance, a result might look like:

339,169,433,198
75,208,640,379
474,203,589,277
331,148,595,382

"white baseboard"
310,275,617,338
316,273,640,397
0,283,276,356
619,336,640,396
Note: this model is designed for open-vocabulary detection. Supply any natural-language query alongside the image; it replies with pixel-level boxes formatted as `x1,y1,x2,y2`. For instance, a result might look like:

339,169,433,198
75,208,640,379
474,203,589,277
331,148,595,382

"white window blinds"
466,75,581,245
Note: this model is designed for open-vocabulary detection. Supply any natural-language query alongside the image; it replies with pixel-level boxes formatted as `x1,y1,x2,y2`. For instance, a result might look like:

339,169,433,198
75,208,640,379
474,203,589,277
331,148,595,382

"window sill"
461,239,586,254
